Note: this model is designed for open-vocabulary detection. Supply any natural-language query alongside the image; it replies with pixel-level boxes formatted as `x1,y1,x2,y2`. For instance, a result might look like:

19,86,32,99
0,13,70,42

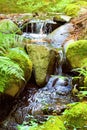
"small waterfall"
55,49,64,75
36,21,44,34
30,19,45,34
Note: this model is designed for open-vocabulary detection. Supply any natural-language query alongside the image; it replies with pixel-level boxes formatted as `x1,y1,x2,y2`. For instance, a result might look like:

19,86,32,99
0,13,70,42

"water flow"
36,21,44,34
55,49,64,75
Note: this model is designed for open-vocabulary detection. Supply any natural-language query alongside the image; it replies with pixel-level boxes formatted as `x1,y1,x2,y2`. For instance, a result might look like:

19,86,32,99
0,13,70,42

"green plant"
0,56,25,93
72,67,87,99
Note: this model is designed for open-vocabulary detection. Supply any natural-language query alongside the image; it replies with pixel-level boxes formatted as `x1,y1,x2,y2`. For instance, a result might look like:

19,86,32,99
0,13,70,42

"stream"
0,18,78,130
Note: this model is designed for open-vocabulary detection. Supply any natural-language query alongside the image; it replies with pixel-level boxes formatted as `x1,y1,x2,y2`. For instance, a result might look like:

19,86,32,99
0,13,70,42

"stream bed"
0,18,79,130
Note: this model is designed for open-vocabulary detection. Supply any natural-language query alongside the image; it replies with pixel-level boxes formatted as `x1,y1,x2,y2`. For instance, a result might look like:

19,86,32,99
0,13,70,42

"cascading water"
56,49,64,75
22,19,57,44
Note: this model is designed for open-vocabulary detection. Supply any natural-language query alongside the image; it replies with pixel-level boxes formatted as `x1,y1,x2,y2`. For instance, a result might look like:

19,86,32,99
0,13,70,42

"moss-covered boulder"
0,19,22,34
26,44,59,86
17,116,66,130
0,56,25,97
63,102,87,129
66,40,87,68
6,47,32,81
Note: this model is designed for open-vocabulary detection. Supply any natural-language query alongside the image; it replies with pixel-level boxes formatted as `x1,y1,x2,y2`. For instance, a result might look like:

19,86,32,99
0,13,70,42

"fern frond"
0,56,25,93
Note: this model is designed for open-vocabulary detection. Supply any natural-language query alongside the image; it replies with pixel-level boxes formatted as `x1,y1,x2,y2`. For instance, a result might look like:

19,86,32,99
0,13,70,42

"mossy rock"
0,56,25,97
17,116,66,130
66,40,87,68
0,19,22,34
26,44,58,86
63,102,87,129
6,47,32,81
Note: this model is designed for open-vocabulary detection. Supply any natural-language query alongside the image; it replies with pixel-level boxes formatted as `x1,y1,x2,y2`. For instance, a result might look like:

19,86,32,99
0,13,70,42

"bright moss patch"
66,40,87,68
63,102,87,129
64,4,80,16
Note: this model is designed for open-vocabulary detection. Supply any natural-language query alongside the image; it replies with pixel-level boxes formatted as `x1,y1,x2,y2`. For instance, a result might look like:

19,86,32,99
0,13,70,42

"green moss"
63,102,87,129
17,116,66,130
64,0,87,16
66,40,87,68
39,116,66,130
0,0,87,15
64,4,80,16
26,44,57,86
26,44,50,86
0,56,24,95
6,47,32,81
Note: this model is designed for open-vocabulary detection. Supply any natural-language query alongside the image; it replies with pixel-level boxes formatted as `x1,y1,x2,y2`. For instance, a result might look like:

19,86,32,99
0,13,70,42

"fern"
6,47,32,80
72,68,87,77
0,32,27,54
0,56,25,93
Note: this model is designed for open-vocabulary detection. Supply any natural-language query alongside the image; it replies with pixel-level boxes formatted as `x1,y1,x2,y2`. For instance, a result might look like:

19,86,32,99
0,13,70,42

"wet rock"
63,102,87,129
53,14,71,23
0,19,22,34
26,44,59,86
47,23,74,48
27,76,75,116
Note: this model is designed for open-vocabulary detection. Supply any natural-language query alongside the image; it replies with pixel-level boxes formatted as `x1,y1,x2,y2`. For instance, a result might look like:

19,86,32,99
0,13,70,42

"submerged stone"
26,44,59,86
0,19,22,34
63,102,87,129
